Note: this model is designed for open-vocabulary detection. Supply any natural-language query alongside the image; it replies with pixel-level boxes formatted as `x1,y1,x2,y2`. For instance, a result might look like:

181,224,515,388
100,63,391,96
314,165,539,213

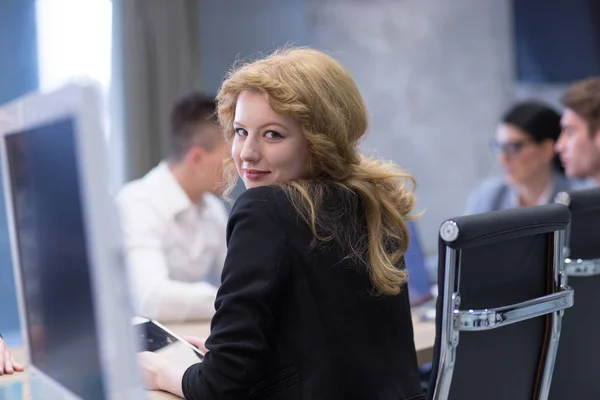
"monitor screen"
5,116,106,399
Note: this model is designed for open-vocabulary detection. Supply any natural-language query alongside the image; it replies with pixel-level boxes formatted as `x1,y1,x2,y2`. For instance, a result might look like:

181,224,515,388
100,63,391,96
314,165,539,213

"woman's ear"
542,139,557,161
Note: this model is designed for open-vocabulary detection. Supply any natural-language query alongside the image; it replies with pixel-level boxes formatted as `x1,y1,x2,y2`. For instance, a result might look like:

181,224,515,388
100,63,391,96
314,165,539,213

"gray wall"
308,0,516,256
200,0,310,94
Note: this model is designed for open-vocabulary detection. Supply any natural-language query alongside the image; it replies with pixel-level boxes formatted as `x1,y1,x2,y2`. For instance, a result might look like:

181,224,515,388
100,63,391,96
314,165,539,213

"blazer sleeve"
182,187,290,400
464,184,487,215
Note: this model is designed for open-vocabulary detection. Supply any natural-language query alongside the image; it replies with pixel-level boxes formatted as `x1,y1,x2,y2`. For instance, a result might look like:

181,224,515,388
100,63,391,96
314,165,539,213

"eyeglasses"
490,139,534,157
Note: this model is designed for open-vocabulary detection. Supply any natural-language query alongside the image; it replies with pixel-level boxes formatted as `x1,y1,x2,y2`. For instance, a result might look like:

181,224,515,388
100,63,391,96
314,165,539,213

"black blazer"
182,185,424,400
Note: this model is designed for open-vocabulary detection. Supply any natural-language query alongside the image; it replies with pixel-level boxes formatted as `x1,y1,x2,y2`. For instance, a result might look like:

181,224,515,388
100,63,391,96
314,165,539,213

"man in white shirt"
556,77,600,187
117,93,229,323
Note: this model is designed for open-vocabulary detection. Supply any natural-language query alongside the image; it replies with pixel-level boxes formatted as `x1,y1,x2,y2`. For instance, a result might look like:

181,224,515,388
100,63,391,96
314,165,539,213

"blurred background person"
465,101,573,214
117,93,229,323
556,77,600,187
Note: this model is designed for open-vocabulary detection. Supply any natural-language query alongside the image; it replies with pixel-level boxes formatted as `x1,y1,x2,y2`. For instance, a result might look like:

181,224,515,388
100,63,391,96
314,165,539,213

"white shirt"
117,162,228,322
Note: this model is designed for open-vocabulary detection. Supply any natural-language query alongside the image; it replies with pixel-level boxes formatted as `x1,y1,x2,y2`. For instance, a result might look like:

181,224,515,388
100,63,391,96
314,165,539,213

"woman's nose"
240,137,260,163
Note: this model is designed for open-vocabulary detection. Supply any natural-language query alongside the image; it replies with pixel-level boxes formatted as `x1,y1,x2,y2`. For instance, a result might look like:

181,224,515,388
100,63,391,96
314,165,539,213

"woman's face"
232,90,310,189
493,123,555,185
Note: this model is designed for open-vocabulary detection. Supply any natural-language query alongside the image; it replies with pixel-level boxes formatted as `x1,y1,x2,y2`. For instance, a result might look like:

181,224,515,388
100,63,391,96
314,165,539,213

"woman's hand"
138,351,188,397
181,335,208,354
138,352,166,391
0,337,24,375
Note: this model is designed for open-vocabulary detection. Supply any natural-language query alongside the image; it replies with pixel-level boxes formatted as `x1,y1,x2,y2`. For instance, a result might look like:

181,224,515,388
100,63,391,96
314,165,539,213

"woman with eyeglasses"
465,101,575,214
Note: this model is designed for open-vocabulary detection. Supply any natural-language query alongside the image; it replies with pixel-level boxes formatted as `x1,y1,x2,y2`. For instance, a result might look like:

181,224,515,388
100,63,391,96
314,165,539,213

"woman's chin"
504,174,519,185
243,179,269,190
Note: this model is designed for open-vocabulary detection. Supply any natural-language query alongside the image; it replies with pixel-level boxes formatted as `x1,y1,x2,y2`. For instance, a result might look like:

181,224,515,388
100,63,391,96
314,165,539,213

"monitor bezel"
0,79,144,399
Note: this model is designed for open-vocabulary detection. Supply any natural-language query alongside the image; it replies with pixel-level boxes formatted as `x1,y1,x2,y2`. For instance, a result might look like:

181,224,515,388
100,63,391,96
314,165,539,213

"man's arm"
117,196,217,323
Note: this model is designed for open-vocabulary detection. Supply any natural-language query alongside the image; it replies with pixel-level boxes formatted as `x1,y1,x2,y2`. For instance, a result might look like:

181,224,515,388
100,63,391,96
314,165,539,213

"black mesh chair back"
550,188,600,400
428,204,572,400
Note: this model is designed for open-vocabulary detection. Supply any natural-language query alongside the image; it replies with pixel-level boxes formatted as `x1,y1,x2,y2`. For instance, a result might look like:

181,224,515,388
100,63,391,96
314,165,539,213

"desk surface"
1,317,435,399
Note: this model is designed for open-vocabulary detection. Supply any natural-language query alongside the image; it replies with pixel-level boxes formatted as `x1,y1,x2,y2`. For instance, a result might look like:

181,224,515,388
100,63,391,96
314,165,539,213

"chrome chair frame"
431,221,573,400
547,189,600,399
556,191,600,278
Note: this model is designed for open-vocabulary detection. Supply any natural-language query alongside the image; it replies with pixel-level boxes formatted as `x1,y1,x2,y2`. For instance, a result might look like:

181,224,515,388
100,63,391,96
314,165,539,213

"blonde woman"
139,48,424,400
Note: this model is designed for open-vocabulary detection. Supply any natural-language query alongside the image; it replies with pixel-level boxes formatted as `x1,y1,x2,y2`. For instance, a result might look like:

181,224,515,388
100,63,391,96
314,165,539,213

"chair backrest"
550,188,600,400
428,204,572,400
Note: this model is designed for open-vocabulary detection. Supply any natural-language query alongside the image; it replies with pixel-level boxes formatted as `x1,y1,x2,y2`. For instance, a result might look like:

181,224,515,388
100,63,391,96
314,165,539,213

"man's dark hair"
169,92,220,160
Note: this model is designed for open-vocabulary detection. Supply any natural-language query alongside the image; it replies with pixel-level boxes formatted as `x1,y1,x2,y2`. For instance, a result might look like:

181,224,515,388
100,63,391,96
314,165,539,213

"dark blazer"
182,185,424,400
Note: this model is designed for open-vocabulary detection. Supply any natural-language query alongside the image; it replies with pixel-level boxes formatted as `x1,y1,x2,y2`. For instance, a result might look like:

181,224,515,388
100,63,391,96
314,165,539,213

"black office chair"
550,188,600,399
428,204,573,400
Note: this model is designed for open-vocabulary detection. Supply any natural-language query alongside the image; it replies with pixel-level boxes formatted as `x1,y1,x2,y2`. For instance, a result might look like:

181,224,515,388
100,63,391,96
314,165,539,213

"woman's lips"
244,169,271,180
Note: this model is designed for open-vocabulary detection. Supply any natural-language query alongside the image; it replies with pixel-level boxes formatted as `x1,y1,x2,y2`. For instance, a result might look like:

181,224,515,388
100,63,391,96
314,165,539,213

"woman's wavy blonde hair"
216,47,416,296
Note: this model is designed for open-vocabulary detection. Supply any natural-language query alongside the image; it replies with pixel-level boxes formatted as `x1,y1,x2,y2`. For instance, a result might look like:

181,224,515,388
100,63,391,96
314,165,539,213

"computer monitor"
0,81,144,399
405,221,433,307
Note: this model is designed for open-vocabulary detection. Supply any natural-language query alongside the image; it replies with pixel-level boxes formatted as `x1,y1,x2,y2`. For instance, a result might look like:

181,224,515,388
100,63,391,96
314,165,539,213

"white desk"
1,317,435,399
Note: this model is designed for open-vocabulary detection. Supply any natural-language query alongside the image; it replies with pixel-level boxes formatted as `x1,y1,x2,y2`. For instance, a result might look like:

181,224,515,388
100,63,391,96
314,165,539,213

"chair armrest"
454,285,574,331
565,258,600,276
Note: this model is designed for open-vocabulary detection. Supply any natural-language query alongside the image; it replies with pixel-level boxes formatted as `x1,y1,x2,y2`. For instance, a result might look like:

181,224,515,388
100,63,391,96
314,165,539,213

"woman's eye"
265,131,283,139
234,128,247,136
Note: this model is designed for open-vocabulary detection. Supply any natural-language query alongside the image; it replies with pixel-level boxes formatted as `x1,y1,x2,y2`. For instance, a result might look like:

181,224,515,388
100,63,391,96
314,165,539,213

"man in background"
556,77,600,186
118,93,228,323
